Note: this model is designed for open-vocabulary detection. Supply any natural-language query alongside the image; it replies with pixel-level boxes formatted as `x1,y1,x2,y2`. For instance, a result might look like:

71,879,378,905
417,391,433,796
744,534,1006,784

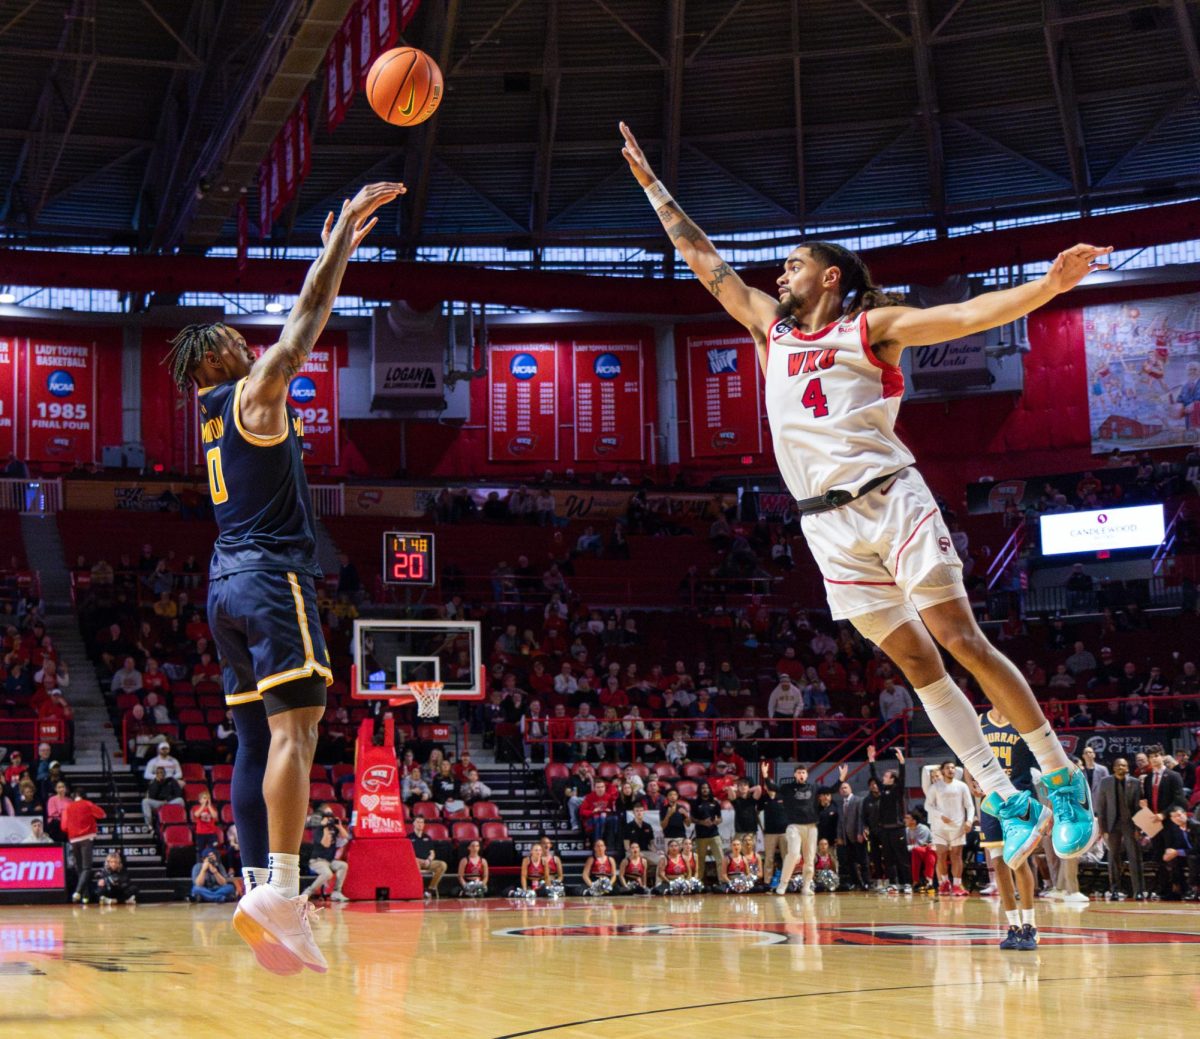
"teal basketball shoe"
1039,765,1100,859
981,789,1052,869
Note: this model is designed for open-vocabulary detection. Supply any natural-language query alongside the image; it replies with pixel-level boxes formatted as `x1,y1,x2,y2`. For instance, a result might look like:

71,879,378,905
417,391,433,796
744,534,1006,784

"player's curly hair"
163,322,232,391
800,241,902,314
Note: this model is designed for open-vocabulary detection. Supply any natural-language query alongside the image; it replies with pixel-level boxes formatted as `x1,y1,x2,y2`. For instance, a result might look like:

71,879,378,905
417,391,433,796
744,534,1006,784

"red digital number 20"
801,377,829,418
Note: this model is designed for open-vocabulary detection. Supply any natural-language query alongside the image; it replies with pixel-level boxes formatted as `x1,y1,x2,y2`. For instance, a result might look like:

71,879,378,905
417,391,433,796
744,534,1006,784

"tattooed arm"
239,181,405,436
620,123,778,373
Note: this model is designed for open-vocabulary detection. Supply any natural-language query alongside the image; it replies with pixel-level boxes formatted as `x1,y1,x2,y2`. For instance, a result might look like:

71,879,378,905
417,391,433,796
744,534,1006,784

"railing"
309,484,345,517
1020,575,1182,615
0,717,38,760
0,477,62,513
986,518,1025,591
99,742,124,851
1152,500,1187,576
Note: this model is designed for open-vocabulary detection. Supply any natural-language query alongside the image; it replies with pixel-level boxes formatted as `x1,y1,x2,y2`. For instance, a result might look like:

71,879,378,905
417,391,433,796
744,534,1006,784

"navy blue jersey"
980,713,1034,792
198,377,320,580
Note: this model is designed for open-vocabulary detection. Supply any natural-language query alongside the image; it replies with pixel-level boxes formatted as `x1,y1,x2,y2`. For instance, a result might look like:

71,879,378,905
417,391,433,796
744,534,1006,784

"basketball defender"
620,121,1104,869
975,708,1039,950
166,182,404,973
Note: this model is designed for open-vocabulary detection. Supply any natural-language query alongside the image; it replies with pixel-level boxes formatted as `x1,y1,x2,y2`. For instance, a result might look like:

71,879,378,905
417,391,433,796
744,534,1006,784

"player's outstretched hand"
619,122,657,189
838,764,849,783
1043,243,1113,294
323,181,406,249
866,745,876,763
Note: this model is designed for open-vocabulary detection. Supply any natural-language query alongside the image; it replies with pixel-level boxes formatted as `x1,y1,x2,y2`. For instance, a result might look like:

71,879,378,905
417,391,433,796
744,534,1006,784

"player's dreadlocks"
800,241,902,315
164,322,232,391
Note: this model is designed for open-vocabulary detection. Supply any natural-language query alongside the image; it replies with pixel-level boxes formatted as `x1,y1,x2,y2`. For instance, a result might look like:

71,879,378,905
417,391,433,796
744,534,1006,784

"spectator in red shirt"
599,676,629,712
775,647,805,681
528,659,554,698
191,650,221,687
191,790,220,860
142,657,170,695
817,651,848,693
63,789,106,903
714,742,747,779
580,778,617,845
3,750,25,787
547,703,574,762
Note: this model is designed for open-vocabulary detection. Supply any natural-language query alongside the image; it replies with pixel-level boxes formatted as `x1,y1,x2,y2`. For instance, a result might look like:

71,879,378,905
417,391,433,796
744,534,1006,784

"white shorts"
930,826,967,848
800,467,964,621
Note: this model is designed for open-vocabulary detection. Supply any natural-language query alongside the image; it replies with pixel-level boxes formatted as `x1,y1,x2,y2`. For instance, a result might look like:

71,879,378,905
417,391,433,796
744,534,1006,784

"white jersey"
763,310,915,501
923,775,975,828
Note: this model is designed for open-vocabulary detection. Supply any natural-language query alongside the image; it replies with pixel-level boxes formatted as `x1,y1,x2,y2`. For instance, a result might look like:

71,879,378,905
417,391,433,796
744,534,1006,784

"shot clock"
382,531,436,586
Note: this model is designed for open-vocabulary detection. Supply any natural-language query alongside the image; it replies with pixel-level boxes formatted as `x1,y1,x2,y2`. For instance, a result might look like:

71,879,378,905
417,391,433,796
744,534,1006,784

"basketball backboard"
350,618,484,707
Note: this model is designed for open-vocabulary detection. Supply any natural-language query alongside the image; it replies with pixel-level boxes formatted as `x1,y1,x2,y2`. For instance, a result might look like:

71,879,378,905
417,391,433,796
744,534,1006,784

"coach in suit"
1080,745,1109,799
835,770,868,889
1140,746,1185,818
1096,758,1145,898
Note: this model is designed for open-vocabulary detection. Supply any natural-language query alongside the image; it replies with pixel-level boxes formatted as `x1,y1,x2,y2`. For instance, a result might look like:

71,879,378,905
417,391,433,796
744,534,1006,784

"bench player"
620,121,1104,869
166,182,404,973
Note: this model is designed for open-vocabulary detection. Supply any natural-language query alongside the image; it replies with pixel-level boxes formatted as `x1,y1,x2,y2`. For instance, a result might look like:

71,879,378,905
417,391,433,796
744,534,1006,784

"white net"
408,681,444,718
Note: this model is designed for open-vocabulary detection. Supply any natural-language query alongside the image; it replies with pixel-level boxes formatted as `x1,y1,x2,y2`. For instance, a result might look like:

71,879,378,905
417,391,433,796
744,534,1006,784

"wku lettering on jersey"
787,348,837,378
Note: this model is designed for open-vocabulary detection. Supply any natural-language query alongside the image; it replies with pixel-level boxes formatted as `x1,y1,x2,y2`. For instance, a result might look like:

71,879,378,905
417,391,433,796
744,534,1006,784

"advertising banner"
488,343,558,462
352,716,407,837
0,338,18,458
1039,504,1165,556
572,341,644,461
0,845,66,893
1085,292,1200,452
24,338,96,463
685,332,762,457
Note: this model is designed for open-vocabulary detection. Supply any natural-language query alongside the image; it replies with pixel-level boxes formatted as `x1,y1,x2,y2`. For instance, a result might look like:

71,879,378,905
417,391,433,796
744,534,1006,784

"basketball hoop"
407,680,444,718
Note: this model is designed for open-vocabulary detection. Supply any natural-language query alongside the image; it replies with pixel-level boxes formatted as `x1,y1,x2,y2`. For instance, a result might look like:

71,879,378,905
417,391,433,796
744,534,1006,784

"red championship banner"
297,93,312,182
25,339,97,464
376,0,398,52
356,0,375,86
572,341,644,461
280,112,297,203
325,32,345,131
236,196,249,271
258,162,273,238
686,332,763,457
0,339,18,458
338,17,357,114
399,0,422,29
242,334,341,468
488,343,558,461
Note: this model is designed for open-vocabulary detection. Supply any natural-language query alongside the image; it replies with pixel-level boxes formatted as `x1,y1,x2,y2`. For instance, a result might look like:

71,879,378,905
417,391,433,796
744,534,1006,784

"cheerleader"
719,837,757,893
652,840,692,895
619,842,650,894
681,837,705,894
812,838,840,892
455,839,489,897
540,835,565,891
508,842,553,899
579,839,618,896
742,841,763,890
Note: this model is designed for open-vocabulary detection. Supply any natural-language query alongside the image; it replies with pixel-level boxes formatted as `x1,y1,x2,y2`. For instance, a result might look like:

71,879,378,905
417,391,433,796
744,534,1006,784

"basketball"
366,47,443,127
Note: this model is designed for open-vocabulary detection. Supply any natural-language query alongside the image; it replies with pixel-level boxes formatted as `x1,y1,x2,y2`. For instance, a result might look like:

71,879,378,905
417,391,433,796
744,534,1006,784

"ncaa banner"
0,339,18,458
242,334,341,468
488,343,558,461
24,339,97,464
572,341,644,461
686,332,762,457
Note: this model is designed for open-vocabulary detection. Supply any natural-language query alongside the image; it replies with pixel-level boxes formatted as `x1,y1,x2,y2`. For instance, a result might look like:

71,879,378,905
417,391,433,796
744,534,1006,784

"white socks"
243,866,268,891
267,853,300,898
1020,908,1035,926
1018,723,1072,775
914,676,1017,800
1005,909,1020,927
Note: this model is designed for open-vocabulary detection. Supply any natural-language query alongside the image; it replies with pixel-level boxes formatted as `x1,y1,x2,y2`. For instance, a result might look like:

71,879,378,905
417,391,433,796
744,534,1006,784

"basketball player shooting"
620,120,1107,871
165,181,405,973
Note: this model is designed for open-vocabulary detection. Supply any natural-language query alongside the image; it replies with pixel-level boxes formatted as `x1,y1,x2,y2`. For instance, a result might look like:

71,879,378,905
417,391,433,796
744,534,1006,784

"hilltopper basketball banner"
573,341,644,461
25,339,96,463
488,343,558,461
1085,291,1200,452
686,332,762,457
242,335,340,467
0,339,18,458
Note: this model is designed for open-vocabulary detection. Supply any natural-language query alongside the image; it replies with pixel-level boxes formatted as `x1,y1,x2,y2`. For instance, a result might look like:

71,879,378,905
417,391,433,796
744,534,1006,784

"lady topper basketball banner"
572,341,645,461
488,343,558,461
0,339,18,459
685,332,763,457
25,339,97,464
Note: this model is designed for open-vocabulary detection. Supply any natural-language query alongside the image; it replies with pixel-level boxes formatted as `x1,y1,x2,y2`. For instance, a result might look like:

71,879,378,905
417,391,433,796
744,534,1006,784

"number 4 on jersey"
801,377,829,418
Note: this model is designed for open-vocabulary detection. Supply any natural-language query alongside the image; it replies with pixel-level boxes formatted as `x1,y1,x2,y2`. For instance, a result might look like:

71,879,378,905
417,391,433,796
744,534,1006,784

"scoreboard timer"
382,531,436,586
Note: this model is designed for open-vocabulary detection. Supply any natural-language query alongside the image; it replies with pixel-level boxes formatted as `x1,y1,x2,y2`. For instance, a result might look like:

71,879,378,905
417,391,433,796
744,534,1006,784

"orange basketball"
367,47,444,127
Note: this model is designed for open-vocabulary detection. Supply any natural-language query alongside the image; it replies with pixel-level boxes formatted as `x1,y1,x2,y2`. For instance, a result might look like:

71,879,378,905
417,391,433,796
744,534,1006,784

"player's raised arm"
620,122,777,371
867,243,1113,352
241,182,405,429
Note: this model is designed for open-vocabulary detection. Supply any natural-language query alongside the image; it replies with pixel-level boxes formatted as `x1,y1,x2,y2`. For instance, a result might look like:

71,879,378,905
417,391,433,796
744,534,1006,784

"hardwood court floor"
2,893,1199,1038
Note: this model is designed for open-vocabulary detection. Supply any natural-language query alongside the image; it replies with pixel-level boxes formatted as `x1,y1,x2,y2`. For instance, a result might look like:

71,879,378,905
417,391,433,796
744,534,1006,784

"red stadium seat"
451,821,480,844
470,801,501,821
212,783,232,804
544,763,569,790
211,765,234,782
309,763,329,781
181,763,206,782
675,780,698,800
424,822,450,842
444,805,470,820
173,693,197,709
653,762,678,780
626,762,650,781
324,803,347,821
183,725,212,743
178,708,204,725
115,693,139,712
204,708,226,726
161,824,195,876
309,782,336,803
220,804,234,825
411,801,441,820
597,762,622,780
162,824,193,847
339,780,355,803
480,821,511,843
682,762,708,779
331,763,355,784
184,783,210,803
156,803,187,828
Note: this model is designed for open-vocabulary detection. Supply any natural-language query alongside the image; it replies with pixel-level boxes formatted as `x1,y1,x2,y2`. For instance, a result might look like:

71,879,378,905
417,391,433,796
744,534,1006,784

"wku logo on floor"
493,922,1200,947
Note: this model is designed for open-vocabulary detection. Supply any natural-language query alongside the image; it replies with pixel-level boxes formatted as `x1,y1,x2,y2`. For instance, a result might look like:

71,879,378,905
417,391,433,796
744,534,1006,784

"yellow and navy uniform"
199,377,331,709
979,713,1035,845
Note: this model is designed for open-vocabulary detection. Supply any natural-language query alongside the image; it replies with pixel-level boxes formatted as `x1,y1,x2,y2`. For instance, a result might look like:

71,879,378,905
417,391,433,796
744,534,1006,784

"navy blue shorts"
980,810,1002,847
208,569,332,709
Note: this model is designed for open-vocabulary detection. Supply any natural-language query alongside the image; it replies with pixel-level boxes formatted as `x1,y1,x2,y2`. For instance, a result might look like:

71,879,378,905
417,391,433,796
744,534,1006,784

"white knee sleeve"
848,601,919,646
909,564,967,612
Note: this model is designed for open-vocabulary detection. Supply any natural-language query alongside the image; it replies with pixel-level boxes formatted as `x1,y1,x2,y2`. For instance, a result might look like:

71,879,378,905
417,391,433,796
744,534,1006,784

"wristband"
644,180,673,209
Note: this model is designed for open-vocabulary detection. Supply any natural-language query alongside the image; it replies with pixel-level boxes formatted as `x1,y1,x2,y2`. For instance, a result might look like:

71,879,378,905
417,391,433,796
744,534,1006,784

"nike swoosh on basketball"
878,479,898,496
398,85,416,116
